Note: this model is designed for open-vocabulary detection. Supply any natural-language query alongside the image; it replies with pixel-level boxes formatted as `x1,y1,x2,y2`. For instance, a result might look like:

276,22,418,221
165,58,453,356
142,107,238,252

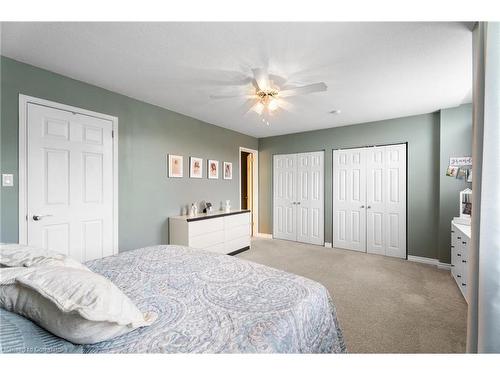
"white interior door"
366,144,406,258
296,152,324,245
26,103,115,262
332,149,367,252
273,154,297,241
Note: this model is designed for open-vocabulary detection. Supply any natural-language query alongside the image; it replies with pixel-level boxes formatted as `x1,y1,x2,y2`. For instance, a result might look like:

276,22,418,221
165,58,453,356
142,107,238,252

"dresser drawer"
225,224,250,241
188,217,224,237
225,236,250,253
224,212,250,228
189,230,225,248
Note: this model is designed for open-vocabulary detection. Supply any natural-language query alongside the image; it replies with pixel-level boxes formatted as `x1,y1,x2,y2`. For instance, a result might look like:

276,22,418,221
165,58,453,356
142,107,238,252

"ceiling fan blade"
276,99,293,112
240,99,258,114
278,82,327,98
252,68,270,91
209,93,256,99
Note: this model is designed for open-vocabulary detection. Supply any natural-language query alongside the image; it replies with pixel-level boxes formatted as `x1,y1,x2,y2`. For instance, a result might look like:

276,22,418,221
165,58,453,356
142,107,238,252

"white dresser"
169,210,251,255
451,220,471,302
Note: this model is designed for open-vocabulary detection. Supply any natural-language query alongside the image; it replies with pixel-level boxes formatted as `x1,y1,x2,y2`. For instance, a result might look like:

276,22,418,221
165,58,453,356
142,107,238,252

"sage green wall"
438,104,472,263
0,57,258,251
259,113,442,259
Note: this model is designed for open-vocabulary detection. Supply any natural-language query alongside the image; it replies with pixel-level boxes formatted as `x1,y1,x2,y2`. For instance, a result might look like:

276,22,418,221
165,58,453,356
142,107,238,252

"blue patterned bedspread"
84,245,346,353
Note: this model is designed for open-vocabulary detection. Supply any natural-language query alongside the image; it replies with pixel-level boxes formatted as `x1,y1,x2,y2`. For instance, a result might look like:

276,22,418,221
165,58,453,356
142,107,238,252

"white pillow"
0,265,157,344
0,243,88,270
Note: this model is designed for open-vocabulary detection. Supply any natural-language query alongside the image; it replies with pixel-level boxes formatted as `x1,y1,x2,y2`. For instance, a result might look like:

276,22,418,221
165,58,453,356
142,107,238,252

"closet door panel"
384,144,406,258
366,148,386,255
333,149,366,251
296,152,324,245
273,154,297,241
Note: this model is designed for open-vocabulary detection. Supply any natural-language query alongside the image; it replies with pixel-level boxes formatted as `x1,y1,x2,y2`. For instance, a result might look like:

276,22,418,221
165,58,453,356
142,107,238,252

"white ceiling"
1,22,472,137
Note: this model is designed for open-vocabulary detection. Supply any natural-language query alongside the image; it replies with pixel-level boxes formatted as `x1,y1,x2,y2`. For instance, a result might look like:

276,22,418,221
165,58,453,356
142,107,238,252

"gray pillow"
0,308,82,353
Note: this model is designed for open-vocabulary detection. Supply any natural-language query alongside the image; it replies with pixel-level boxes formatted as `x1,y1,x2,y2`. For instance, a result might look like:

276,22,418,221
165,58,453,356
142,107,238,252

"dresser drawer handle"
457,274,461,278
451,231,455,233
462,241,467,245
462,283,467,286
457,236,461,239
462,260,467,263
457,253,461,257
451,264,455,267
451,245,455,248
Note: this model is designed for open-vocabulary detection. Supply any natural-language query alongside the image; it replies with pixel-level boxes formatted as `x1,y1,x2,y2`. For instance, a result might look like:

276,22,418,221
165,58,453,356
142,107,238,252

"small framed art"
190,157,203,178
168,154,183,178
223,162,232,180
208,160,219,179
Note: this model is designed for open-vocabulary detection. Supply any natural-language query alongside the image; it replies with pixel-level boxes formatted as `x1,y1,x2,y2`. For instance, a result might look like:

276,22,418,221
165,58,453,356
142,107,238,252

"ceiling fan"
210,68,327,124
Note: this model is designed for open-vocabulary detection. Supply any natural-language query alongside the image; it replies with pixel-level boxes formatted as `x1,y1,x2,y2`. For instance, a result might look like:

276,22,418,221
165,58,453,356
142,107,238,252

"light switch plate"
2,174,14,187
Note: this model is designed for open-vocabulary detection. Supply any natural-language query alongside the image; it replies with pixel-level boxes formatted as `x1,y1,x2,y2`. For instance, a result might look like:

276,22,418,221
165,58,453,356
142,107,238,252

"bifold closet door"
273,151,324,245
273,154,297,241
332,149,367,252
296,152,324,245
366,145,406,258
333,144,406,258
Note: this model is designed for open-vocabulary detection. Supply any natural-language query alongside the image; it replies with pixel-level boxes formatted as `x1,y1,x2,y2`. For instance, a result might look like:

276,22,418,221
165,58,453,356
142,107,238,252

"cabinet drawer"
188,217,224,237
225,236,250,253
189,230,225,248
225,224,250,241
224,212,250,228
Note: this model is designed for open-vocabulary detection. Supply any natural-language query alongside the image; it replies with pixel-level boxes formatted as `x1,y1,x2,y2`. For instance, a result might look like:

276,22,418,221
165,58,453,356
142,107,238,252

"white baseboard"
438,262,452,270
407,255,439,266
324,242,332,248
254,232,273,239
408,255,451,270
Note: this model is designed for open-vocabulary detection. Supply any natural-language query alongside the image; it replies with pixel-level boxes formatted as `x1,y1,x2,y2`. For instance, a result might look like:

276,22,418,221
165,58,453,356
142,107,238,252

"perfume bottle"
190,203,198,216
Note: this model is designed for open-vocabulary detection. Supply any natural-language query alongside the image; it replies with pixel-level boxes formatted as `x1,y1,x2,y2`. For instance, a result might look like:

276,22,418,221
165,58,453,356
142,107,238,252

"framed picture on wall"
223,162,232,180
208,160,219,179
168,154,183,178
190,157,203,178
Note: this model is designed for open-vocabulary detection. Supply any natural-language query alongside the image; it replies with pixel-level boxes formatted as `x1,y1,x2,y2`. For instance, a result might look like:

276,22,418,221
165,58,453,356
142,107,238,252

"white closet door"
366,145,406,258
273,154,297,241
332,149,367,252
27,103,114,262
296,152,324,245
384,144,407,258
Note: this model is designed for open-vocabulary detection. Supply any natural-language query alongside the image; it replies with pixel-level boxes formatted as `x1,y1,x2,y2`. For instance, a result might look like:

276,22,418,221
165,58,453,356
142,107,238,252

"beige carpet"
237,238,467,353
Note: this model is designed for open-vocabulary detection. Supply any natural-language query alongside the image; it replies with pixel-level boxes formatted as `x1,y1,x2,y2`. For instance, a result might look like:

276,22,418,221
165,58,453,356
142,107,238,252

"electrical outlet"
2,174,14,187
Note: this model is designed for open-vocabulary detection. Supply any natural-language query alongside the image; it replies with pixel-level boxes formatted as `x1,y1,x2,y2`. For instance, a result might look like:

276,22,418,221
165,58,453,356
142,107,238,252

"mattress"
83,245,346,353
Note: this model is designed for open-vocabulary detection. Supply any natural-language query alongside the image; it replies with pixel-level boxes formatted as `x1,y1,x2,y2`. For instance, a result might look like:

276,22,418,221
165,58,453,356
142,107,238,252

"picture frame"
190,157,203,178
168,154,183,178
223,162,233,180
208,160,219,179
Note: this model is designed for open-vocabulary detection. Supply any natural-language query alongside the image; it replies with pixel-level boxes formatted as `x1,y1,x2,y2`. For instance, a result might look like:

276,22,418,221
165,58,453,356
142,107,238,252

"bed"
2,245,346,353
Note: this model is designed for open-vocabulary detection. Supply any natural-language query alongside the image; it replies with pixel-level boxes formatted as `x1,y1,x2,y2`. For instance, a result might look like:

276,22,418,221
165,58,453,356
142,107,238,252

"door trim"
238,147,258,236
331,142,408,258
18,94,119,255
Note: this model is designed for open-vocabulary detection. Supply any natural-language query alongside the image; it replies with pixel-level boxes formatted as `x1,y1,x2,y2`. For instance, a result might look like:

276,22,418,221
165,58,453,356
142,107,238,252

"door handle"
33,215,53,221
367,205,372,209
296,202,301,205
360,205,365,208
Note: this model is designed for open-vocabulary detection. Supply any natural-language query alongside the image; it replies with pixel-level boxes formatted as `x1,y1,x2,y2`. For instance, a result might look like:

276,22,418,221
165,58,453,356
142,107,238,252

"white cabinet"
273,151,324,245
451,221,471,302
169,210,251,255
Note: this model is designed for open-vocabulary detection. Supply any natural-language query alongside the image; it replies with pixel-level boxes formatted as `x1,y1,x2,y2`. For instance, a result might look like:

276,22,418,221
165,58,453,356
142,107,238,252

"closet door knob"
296,202,301,205
367,205,372,209
360,205,365,208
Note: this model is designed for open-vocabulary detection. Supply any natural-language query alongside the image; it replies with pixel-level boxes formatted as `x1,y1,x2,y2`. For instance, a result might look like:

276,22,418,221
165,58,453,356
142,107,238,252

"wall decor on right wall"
208,160,219,179
223,162,233,180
